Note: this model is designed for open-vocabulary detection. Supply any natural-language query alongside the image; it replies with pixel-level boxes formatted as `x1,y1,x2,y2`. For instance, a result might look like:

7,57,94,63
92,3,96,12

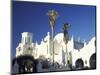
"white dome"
54,33,64,43
87,37,95,48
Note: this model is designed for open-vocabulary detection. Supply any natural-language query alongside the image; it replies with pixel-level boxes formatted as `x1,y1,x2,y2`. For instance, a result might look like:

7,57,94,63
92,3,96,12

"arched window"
89,53,96,69
75,58,84,70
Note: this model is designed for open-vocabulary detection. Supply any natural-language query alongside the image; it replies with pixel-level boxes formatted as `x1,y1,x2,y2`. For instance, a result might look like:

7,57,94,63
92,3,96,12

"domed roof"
87,37,95,46
54,33,64,43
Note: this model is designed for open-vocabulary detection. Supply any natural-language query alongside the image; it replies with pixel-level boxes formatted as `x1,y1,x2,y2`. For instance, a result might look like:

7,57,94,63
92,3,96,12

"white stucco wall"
16,32,96,68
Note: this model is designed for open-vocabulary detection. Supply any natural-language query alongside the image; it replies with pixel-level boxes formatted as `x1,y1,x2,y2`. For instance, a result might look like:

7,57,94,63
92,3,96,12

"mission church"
12,31,96,74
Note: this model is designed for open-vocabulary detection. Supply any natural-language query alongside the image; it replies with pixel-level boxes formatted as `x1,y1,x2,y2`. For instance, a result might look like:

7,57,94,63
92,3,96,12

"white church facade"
15,32,96,71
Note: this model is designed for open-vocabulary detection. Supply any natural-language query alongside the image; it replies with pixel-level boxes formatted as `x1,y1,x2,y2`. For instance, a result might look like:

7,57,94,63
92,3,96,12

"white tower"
16,32,34,57
21,32,33,45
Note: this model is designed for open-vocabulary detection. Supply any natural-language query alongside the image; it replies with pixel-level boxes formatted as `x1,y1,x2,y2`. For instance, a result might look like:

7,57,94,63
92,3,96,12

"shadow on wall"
12,53,96,74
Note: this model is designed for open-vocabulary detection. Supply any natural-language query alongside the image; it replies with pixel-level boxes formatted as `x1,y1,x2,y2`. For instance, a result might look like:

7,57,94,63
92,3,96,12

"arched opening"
75,59,84,70
12,55,38,74
89,53,96,69
54,62,60,68
38,55,50,69
12,58,19,74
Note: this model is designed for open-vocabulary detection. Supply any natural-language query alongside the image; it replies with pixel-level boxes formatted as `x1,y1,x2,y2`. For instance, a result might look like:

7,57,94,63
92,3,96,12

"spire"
47,32,50,35
83,40,86,46
47,32,50,38
41,39,44,44
36,41,38,45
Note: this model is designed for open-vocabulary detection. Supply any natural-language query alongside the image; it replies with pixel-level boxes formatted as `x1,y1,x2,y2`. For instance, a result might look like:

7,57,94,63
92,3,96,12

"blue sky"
12,1,96,57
